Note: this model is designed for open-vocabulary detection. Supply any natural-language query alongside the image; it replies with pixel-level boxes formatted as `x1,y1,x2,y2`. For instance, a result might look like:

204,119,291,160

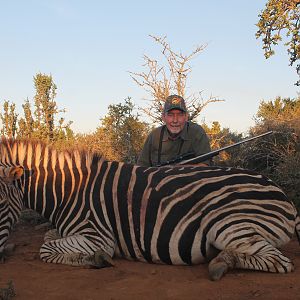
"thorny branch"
130,35,224,124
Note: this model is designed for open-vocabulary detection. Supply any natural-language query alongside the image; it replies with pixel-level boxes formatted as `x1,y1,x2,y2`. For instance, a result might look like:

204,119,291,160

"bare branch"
130,35,221,124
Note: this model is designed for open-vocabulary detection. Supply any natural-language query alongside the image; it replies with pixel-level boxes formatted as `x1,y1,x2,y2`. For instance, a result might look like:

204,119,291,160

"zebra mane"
0,137,104,168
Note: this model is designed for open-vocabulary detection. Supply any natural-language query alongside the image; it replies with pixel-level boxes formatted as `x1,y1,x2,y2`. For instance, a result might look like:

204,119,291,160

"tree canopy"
77,97,149,164
256,0,300,85
0,101,18,138
255,96,300,128
0,73,73,142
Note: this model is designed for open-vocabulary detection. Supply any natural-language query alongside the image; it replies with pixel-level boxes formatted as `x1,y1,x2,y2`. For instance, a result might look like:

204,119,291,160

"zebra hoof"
89,250,114,268
208,260,228,281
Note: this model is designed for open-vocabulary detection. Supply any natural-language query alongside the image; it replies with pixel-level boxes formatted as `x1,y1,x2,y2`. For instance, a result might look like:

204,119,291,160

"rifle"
157,131,273,167
156,151,196,167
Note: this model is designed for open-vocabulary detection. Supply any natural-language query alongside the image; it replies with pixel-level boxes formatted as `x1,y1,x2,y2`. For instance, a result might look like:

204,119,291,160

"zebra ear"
9,166,24,181
0,166,23,184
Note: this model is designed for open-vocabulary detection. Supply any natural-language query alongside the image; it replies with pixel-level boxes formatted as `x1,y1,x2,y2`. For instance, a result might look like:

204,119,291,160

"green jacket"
137,122,211,167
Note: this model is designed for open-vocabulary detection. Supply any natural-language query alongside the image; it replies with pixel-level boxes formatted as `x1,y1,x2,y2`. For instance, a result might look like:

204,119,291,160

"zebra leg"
44,229,61,242
208,249,235,280
40,234,115,268
209,236,294,281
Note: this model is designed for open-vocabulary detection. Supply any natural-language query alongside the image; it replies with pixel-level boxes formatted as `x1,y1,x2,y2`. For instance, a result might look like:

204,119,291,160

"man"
137,95,211,167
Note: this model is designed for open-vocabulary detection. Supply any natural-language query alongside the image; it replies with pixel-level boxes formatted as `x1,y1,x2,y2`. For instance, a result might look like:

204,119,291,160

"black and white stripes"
0,166,24,253
0,138,298,280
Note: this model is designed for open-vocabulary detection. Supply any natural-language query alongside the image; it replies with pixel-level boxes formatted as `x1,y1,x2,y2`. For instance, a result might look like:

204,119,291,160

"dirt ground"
1,221,300,300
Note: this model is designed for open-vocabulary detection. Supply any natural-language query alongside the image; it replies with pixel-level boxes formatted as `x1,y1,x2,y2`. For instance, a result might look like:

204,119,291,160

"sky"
0,0,299,135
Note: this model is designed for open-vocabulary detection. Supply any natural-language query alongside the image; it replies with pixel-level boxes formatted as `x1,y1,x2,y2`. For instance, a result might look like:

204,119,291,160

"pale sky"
0,0,298,135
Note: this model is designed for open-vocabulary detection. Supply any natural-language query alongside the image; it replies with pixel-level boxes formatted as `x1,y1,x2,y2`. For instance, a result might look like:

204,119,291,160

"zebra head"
0,166,24,255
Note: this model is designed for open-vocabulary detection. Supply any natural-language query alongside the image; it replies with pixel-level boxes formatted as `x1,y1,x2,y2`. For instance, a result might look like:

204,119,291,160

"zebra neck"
22,170,63,222
22,159,112,223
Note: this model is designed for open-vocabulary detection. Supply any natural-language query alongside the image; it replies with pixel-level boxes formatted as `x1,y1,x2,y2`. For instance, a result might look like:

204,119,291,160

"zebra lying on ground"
0,165,24,261
0,138,299,280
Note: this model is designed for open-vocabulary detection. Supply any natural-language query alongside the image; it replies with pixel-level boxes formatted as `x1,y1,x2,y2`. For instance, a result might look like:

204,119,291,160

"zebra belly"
116,248,207,265
114,234,208,265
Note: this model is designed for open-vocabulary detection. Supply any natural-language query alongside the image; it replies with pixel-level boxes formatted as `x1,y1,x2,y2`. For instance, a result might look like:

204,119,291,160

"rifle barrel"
177,131,273,165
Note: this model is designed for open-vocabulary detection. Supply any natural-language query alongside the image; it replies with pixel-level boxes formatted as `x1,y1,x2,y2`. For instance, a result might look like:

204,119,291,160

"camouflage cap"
163,95,187,113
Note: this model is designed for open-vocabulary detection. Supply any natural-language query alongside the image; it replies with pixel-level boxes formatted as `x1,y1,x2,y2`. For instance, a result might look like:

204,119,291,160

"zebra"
0,138,299,280
0,165,24,260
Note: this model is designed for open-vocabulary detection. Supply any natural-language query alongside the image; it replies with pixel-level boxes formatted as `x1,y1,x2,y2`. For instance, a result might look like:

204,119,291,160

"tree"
1,73,73,142
202,121,243,165
255,96,300,127
33,73,58,140
233,96,300,207
0,100,18,138
236,97,300,171
130,35,223,123
17,73,73,142
78,98,149,163
256,0,300,85
18,99,34,138
100,97,149,163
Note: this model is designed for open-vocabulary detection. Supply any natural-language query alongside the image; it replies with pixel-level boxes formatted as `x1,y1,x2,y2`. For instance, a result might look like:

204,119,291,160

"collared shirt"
137,122,211,167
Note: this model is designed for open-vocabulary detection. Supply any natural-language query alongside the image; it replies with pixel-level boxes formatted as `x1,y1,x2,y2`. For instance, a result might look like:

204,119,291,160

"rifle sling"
157,125,165,165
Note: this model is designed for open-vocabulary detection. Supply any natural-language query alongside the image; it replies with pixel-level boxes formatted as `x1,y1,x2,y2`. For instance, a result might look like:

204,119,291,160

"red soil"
1,221,300,300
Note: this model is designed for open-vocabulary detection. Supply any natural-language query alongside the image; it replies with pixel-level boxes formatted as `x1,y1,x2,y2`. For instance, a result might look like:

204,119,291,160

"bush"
230,121,300,209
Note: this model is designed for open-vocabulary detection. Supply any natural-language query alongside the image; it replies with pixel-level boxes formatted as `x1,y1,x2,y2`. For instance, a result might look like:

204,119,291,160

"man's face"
162,109,188,135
